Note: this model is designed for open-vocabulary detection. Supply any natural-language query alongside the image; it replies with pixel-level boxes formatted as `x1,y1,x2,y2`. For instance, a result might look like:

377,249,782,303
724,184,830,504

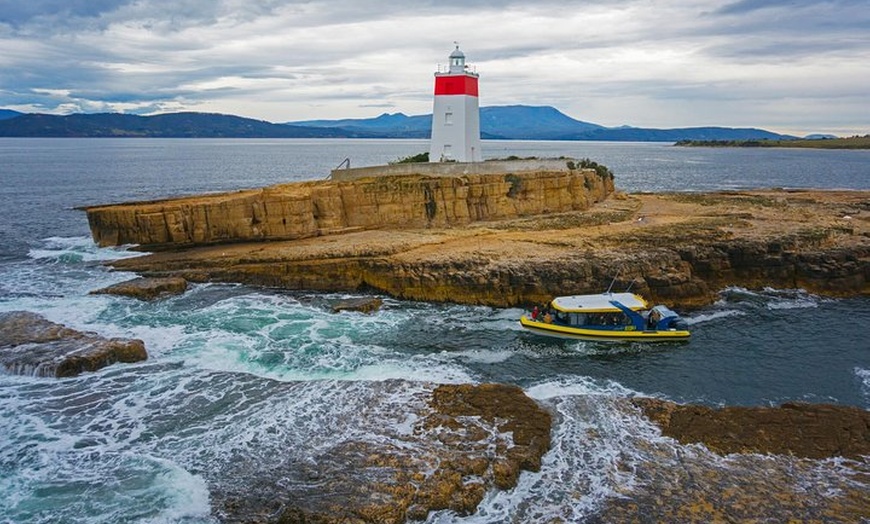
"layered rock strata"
100,190,869,308
83,167,613,249
0,311,147,377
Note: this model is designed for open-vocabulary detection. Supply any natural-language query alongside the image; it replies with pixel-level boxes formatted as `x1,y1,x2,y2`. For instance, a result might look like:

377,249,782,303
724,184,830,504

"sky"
1,0,868,136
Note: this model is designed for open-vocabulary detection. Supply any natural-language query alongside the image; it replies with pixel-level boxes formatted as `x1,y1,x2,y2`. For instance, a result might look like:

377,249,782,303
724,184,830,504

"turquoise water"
1,139,868,523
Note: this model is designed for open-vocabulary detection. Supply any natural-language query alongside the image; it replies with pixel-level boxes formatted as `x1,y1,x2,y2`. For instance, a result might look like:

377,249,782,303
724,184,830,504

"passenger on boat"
531,306,540,320
543,311,553,324
647,309,660,329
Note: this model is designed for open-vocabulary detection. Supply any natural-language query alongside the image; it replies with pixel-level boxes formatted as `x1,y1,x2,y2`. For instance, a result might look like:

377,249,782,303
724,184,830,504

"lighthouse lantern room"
429,45,482,163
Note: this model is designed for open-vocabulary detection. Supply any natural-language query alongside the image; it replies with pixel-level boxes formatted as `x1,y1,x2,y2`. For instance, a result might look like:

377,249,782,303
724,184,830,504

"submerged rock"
0,311,147,377
90,276,188,300
331,297,383,314
632,397,870,459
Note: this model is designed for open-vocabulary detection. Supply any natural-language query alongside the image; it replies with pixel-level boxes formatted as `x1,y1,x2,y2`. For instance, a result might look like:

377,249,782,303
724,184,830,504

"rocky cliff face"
83,168,613,249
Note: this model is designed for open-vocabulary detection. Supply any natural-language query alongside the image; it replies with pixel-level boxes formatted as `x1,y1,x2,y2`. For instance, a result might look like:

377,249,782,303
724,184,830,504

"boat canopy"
551,292,648,313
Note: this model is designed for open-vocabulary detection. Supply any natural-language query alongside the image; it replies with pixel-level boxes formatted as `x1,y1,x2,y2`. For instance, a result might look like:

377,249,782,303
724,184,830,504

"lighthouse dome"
448,45,466,73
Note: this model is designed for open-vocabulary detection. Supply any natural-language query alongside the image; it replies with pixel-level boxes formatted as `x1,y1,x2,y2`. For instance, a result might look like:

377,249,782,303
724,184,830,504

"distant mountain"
0,105,797,141
289,105,793,141
288,105,602,139
0,109,23,120
0,112,377,138
289,105,605,140
480,105,604,139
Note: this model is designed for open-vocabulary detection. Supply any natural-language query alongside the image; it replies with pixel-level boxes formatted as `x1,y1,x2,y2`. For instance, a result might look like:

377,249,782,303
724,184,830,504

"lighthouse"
429,45,482,163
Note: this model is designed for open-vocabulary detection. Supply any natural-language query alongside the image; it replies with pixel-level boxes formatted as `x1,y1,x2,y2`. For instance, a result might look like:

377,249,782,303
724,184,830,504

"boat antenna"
625,279,635,292
605,269,621,294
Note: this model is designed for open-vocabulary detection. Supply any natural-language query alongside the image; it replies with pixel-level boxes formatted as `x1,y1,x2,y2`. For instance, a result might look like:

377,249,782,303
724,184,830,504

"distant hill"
0,105,798,141
291,112,432,138
0,109,23,120
578,126,792,142
676,136,870,149
289,105,794,141
0,112,377,138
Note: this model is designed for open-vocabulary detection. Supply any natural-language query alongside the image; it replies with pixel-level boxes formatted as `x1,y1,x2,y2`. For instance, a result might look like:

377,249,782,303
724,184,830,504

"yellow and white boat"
520,292,690,342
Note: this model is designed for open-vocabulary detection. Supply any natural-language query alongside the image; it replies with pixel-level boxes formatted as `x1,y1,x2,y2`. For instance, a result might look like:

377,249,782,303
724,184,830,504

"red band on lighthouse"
434,75,479,97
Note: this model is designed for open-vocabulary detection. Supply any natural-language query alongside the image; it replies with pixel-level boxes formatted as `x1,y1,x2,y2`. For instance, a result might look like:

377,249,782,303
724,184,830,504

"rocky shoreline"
97,189,869,309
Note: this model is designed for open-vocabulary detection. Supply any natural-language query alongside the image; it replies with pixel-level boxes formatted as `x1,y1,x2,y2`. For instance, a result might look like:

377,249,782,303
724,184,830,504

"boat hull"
520,315,690,342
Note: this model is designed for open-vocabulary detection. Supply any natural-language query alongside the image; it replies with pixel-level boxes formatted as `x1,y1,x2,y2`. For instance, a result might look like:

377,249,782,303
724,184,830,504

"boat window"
587,313,630,326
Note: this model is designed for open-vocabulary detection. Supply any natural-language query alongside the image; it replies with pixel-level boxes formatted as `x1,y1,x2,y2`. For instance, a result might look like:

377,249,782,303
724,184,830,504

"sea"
1,138,868,523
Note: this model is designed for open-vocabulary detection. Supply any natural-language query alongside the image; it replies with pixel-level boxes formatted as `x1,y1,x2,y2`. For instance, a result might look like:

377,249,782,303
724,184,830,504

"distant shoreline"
675,136,870,149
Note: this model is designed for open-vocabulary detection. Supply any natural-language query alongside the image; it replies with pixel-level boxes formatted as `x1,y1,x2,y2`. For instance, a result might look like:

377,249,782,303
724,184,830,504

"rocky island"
82,160,868,309
78,159,870,522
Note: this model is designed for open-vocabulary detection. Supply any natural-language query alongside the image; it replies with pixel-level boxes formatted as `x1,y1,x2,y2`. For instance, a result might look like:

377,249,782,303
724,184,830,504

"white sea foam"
717,286,823,311
138,458,212,524
765,296,819,310
856,367,870,407
685,309,744,325
526,375,640,401
138,290,479,384
429,377,663,523
28,236,145,262
450,348,517,364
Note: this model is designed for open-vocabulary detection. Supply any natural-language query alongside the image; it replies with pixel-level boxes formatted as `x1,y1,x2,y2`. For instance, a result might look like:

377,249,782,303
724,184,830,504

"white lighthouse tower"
429,45,482,163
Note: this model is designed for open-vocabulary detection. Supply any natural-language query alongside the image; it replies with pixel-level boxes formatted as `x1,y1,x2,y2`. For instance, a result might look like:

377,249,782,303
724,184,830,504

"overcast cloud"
1,0,867,135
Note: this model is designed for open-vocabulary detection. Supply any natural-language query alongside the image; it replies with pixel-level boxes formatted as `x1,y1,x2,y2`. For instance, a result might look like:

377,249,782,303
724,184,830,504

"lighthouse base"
329,158,574,181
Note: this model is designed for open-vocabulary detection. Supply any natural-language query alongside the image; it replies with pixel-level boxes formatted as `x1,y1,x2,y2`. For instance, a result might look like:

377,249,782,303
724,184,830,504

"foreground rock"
0,311,147,377
213,388,865,524
633,397,870,459
591,397,870,523
211,383,552,524
102,190,869,308
90,276,188,300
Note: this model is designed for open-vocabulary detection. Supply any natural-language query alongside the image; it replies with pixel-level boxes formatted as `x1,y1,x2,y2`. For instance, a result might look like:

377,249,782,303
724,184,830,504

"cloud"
0,0,867,135
0,0,135,27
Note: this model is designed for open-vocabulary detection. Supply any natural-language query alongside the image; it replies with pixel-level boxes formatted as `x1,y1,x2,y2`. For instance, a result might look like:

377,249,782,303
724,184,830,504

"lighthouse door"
441,144,453,161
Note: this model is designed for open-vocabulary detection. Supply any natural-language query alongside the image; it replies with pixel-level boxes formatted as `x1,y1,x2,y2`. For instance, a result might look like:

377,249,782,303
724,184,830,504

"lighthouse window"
445,112,453,125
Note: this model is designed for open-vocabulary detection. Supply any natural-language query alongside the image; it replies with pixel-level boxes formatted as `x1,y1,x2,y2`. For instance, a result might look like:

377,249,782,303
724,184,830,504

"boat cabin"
547,293,686,332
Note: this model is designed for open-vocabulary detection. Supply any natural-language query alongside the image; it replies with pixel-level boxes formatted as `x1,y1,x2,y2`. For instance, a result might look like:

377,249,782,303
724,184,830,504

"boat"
519,292,690,341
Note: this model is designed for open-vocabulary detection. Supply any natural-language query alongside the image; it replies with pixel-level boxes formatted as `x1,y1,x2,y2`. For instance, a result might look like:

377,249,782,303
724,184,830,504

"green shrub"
391,152,429,164
577,158,614,180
